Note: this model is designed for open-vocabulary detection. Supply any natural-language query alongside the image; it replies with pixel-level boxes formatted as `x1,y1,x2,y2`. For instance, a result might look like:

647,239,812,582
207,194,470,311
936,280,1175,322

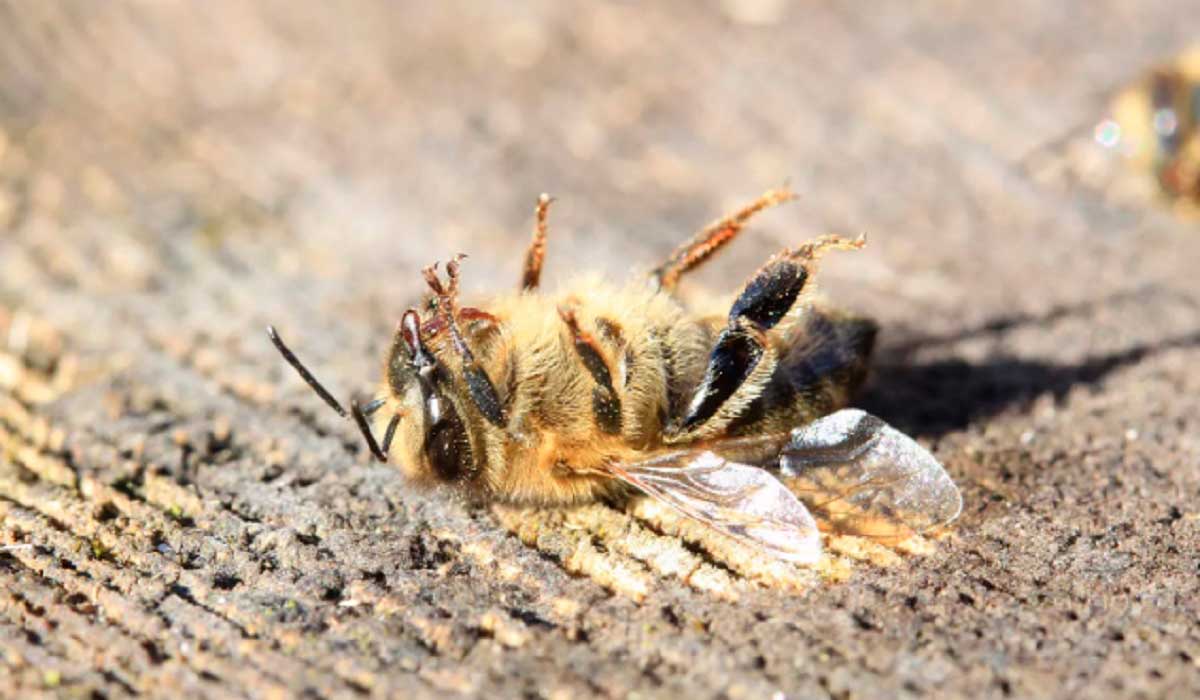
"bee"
268,189,962,564
1100,46,1200,204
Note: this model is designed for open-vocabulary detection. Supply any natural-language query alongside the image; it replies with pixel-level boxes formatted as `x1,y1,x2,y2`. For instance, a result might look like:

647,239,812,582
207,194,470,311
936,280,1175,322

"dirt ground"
1,2,1198,698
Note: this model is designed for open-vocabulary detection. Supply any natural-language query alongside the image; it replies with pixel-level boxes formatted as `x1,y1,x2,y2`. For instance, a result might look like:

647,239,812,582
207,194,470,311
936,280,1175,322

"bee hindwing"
780,409,962,541
607,451,821,564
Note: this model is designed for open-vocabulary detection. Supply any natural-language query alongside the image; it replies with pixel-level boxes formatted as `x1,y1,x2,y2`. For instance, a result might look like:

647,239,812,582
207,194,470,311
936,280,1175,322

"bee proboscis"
268,189,962,564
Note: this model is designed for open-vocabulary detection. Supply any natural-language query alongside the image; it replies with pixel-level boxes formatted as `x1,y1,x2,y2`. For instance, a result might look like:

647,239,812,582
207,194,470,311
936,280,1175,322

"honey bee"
268,189,962,564
1101,46,1200,204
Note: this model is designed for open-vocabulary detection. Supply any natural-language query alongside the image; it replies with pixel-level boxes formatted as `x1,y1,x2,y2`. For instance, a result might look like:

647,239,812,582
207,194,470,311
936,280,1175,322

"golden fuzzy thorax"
378,276,699,504
374,272,872,507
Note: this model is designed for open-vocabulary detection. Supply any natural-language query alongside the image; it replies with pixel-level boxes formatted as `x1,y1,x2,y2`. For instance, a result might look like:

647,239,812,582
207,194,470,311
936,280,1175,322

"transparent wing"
606,451,821,564
780,409,962,541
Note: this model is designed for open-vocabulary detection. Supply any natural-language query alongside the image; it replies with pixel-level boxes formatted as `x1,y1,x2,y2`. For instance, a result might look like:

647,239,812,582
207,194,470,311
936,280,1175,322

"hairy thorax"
473,276,711,505
376,269,876,508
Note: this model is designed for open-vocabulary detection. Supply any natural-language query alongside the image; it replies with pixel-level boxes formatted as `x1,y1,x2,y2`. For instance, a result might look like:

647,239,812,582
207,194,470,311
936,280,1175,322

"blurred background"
1,2,1194,319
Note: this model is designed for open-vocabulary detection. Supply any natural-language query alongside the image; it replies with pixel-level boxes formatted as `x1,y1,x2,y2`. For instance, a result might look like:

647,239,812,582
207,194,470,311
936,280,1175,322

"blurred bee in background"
1099,46,1200,208
269,189,962,564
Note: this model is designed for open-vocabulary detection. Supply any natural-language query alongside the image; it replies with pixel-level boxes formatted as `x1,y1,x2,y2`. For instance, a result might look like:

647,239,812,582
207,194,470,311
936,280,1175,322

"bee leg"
651,187,796,291
558,305,622,435
424,257,508,427
666,321,779,442
421,306,499,339
520,193,554,291
666,234,865,442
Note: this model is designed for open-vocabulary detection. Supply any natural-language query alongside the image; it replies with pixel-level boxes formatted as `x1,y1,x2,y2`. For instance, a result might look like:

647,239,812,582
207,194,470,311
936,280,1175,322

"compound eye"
424,397,473,482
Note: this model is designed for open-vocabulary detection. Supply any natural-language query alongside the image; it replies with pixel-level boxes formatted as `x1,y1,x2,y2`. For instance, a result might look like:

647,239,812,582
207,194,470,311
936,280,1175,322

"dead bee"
1101,46,1200,203
268,189,962,563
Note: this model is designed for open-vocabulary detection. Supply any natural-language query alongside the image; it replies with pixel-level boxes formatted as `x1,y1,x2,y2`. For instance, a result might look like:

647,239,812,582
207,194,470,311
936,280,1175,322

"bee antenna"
267,325,347,417
351,399,388,462
268,325,392,463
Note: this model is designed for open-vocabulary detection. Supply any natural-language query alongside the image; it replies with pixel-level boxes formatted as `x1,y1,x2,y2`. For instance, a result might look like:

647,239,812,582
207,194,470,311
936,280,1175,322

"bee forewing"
780,409,962,541
608,452,821,564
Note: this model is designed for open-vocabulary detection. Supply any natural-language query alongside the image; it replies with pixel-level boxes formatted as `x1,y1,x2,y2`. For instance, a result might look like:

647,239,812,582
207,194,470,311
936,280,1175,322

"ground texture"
1,2,1198,698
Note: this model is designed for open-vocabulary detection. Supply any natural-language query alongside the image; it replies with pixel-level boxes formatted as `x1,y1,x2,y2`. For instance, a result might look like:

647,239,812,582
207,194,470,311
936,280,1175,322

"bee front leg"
425,258,508,428
665,234,864,443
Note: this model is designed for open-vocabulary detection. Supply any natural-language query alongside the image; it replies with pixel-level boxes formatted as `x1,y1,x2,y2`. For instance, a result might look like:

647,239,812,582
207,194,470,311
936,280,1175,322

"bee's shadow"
859,286,1200,439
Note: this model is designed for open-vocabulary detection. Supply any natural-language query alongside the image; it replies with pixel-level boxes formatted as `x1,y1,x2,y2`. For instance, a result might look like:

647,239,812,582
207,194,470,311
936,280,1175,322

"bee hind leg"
665,234,865,442
651,187,796,291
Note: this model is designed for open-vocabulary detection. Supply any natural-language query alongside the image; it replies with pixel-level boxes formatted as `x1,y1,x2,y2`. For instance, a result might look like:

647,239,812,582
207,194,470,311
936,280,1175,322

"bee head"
381,308,481,489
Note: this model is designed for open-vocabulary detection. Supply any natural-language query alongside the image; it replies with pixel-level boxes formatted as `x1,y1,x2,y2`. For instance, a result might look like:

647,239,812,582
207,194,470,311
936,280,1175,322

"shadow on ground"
863,287,1200,438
